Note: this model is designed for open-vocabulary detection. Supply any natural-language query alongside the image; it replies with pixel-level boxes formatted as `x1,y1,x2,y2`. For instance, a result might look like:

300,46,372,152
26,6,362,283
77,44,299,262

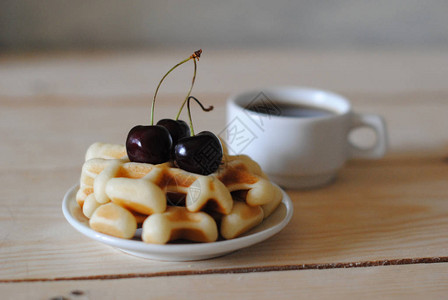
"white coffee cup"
222,87,388,189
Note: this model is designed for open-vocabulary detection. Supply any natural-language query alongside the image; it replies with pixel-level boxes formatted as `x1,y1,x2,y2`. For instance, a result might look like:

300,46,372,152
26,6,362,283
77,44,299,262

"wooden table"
1,49,448,299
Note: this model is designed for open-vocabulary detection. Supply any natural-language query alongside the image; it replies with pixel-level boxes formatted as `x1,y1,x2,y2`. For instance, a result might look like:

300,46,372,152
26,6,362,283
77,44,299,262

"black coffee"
246,102,335,118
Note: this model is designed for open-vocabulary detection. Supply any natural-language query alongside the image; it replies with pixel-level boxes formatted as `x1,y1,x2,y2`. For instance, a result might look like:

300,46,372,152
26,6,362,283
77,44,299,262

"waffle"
221,201,264,239
90,203,137,239
78,158,234,215
76,142,283,243
85,142,127,161
142,206,218,244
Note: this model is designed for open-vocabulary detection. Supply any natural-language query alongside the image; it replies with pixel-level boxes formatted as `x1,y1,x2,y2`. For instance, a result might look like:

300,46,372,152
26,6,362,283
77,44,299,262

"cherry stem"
175,58,197,120
186,96,213,136
151,49,202,125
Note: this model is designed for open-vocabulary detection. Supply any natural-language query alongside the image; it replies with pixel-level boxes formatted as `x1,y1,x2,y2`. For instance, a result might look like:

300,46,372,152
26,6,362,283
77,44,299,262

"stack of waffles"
76,142,283,244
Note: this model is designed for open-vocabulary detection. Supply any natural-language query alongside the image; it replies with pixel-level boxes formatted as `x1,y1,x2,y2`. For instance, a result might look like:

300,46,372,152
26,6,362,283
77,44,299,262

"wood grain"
1,263,447,300
2,92,448,173
1,49,448,97
1,96,448,280
1,51,448,296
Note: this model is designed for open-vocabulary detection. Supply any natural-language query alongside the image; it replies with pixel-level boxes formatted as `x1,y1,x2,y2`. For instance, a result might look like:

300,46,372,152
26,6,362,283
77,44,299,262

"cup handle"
348,113,388,159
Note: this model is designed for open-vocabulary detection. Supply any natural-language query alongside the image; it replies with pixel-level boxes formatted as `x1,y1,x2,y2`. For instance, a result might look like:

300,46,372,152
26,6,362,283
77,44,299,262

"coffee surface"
246,102,335,118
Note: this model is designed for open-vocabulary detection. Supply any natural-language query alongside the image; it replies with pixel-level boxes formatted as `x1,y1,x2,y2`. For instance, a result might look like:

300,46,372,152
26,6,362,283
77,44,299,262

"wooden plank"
1,93,448,173
1,263,447,300
1,50,448,97
1,152,448,280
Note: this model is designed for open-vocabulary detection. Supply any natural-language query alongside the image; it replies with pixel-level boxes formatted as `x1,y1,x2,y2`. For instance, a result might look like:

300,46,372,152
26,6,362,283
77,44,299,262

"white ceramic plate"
62,184,293,261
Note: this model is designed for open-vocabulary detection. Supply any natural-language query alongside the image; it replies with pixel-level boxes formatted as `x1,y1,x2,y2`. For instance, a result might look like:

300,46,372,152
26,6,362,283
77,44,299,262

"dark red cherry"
174,131,223,175
156,119,190,144
126,125,172,164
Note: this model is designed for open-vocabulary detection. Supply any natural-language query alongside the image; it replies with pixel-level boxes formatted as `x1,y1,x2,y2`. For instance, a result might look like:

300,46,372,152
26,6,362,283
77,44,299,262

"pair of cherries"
126,118,222,175
125,50,223,175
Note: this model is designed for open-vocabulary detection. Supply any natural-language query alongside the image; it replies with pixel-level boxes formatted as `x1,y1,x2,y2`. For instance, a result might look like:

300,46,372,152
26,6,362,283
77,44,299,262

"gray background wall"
1,0,447,50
